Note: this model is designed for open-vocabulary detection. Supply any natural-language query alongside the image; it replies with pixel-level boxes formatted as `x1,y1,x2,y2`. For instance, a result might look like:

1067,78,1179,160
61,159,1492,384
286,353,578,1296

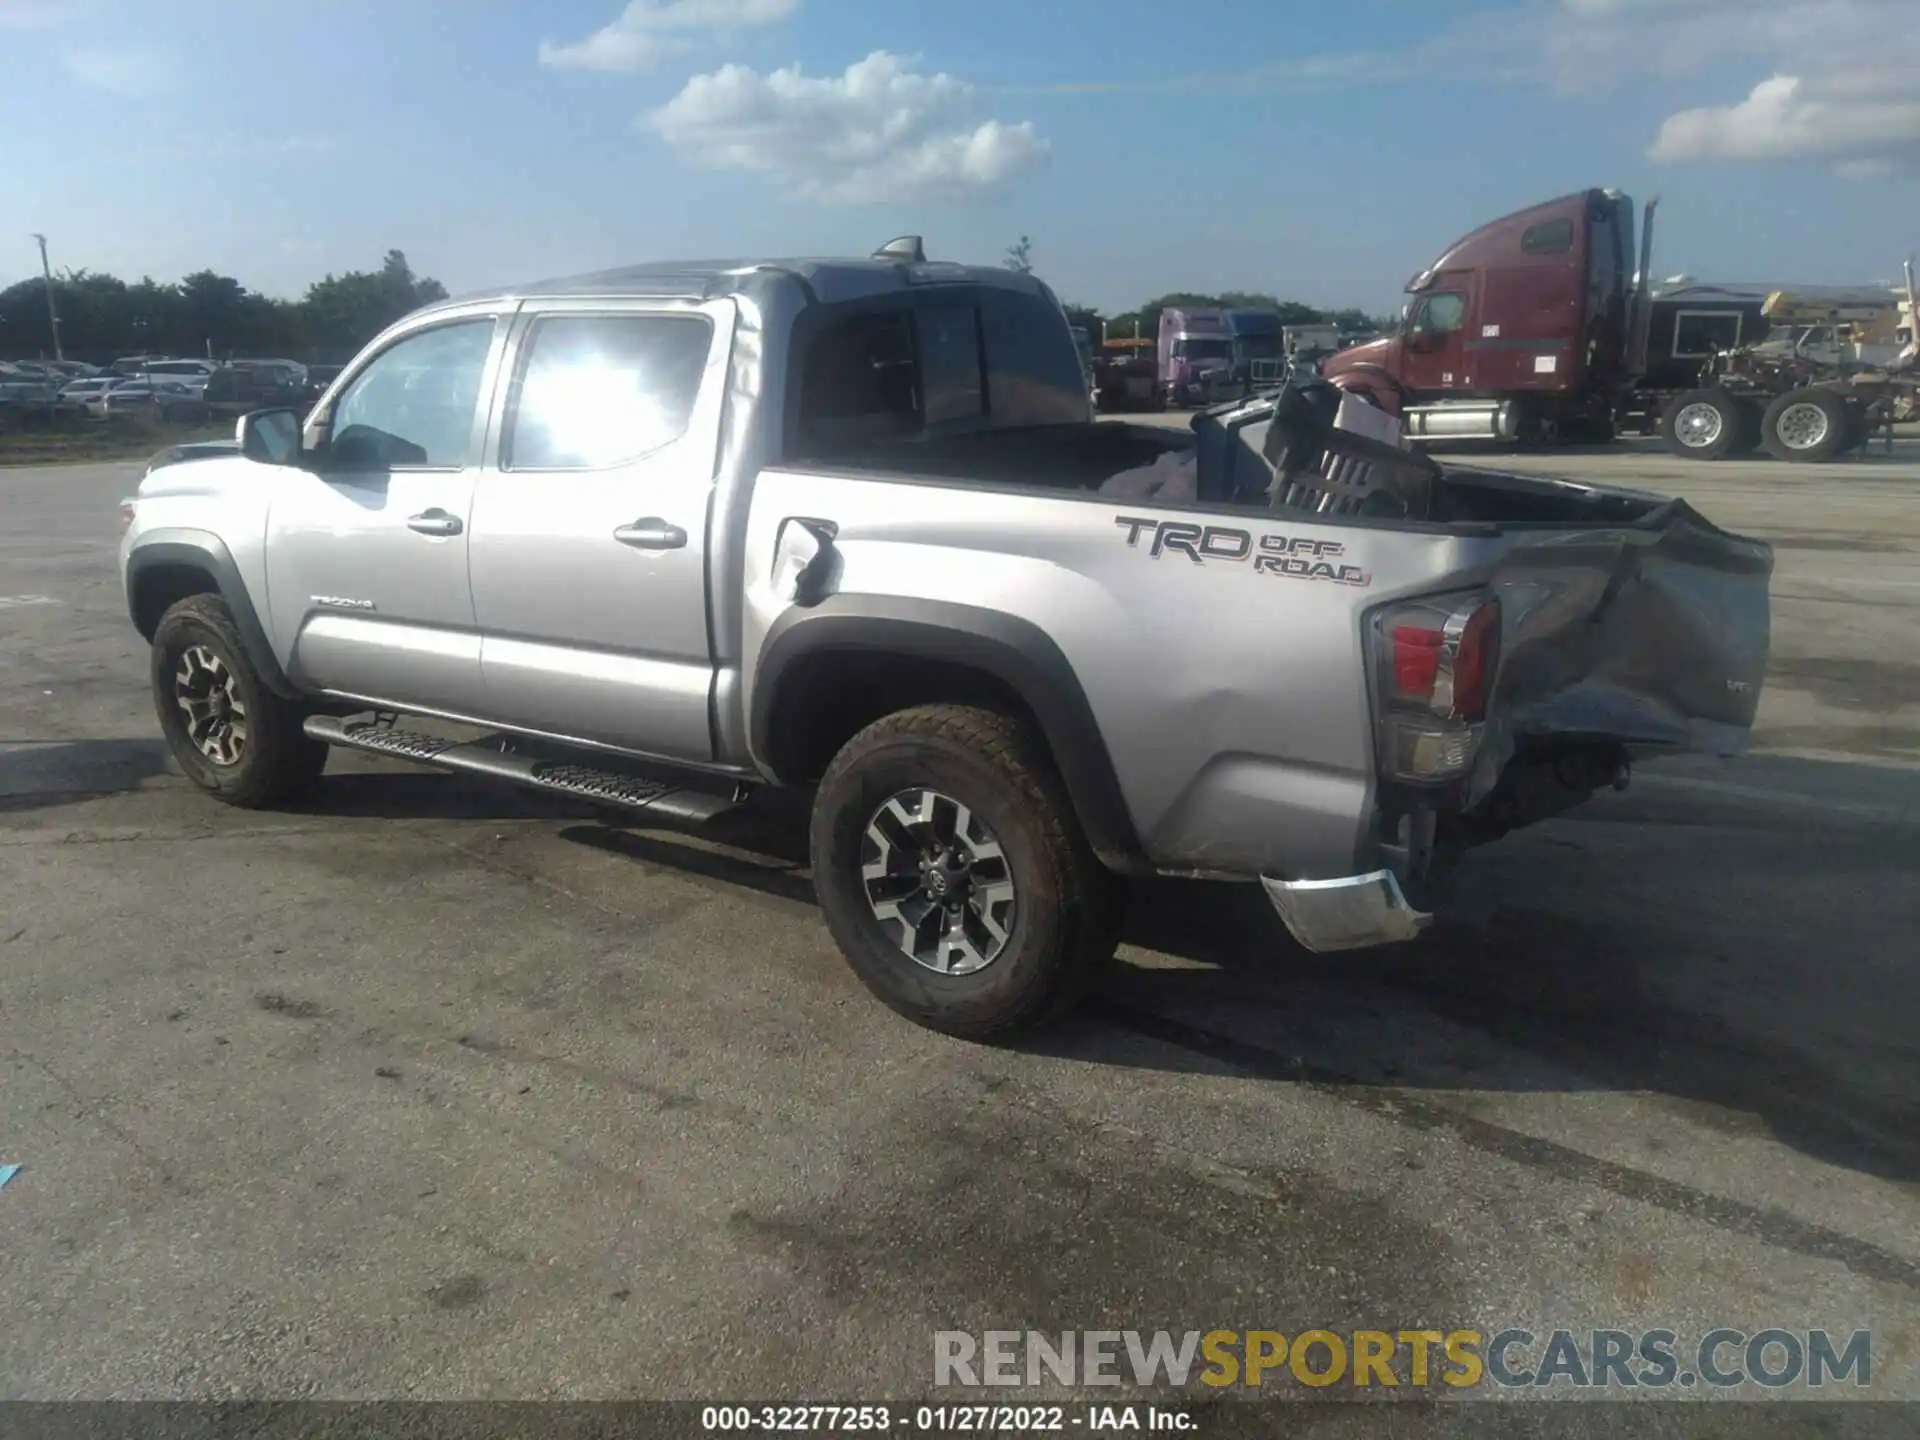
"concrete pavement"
1,453,1914,1406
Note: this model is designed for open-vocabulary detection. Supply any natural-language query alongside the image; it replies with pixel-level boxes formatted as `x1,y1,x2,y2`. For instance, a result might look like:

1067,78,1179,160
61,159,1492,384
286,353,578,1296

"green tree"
298,250,449,360
0,249,447,365
1003,235,1034,274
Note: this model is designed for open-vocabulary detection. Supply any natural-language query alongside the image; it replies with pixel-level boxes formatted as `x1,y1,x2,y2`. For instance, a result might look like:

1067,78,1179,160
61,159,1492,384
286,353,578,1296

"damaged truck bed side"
121,244,1772,1038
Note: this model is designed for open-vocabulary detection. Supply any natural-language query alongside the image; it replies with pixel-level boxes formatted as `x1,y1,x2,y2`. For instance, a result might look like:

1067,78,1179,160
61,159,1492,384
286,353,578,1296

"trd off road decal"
1114,516,1372,587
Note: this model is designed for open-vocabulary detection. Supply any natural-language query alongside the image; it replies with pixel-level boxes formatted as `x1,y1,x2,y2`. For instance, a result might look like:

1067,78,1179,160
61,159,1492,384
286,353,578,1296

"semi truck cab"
1321,188,1655,445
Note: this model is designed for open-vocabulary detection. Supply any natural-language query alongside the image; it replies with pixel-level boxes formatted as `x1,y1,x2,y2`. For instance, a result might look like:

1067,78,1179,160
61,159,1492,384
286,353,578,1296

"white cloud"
62,47,176,97
1129,0,1920,176
1650,73,1920,172
647,51,1049,204
538,0,796,72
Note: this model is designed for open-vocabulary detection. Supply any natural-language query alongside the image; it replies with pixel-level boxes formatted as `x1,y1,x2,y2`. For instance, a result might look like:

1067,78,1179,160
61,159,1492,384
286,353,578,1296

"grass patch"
0,415,232,467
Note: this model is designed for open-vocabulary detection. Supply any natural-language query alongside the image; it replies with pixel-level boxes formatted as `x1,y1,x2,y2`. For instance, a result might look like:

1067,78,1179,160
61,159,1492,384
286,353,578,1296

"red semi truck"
1321,188,1657,446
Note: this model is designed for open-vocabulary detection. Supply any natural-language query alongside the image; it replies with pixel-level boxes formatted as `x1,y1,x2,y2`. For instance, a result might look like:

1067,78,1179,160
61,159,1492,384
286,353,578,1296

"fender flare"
126,533,299,698
752,596,1147,871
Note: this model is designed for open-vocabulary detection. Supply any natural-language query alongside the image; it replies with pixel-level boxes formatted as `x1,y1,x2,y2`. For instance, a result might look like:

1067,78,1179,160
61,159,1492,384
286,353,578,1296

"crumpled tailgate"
1488,499,1774,758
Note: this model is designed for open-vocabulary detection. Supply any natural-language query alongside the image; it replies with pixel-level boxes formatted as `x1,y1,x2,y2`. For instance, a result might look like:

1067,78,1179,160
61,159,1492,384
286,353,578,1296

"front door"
264,313,505,714
467,300,732,762
1399,275,1471,397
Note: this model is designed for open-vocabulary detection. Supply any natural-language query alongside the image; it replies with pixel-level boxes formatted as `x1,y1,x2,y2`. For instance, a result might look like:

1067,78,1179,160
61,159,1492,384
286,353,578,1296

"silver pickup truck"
119,239,1773,1037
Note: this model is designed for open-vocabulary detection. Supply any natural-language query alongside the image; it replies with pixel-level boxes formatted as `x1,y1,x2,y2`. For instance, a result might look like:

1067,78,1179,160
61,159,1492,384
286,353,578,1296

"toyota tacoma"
119,238,1773,1037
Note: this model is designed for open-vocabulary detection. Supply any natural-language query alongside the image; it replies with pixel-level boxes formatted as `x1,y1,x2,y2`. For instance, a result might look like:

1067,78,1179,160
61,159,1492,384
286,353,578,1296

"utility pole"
30,233,65,362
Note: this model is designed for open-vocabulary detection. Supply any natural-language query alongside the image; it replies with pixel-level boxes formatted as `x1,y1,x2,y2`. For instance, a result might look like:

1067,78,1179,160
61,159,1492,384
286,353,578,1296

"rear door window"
502,313,714,471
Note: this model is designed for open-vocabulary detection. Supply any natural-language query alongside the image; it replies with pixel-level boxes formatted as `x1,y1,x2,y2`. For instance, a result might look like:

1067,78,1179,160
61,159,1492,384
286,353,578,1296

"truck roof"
440,255,1057,310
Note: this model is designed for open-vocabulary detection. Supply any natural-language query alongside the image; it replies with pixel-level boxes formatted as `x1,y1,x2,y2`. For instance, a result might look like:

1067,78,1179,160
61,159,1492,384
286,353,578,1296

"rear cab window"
787,283,1087,459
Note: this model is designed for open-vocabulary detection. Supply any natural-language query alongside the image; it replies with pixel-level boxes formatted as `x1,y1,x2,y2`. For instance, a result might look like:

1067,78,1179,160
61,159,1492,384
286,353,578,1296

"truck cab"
1321,188,1652,444
1157,308,1235,406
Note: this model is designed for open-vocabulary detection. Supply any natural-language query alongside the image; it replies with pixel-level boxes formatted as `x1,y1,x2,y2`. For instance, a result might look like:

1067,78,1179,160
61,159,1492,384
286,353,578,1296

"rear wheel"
810,704,1124,1039
1661,388,1743,460
1761,387,1850,463
151,594,328,808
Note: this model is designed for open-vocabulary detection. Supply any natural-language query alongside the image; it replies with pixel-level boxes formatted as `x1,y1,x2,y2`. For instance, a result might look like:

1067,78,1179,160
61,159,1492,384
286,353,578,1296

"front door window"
328,321,496,469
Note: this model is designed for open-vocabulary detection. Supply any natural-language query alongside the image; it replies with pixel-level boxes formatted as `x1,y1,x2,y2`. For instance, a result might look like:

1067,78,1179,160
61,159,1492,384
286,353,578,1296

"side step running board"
303,716,746,825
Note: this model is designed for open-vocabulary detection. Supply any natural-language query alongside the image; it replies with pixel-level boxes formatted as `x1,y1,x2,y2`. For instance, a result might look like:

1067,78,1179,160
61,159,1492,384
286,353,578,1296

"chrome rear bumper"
1261,869,1432,953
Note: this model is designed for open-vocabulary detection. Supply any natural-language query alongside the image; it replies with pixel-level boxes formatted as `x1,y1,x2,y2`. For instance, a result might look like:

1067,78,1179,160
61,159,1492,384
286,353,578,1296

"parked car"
120,241,1772,1039
229,357,309,386
95,379,203,420
202,363,310,417
0,369,63,406
56,376,125,412
138,359,216,394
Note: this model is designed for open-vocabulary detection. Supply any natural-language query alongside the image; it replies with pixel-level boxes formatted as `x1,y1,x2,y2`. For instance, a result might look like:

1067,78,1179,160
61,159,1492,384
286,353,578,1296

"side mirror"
238,407,302,465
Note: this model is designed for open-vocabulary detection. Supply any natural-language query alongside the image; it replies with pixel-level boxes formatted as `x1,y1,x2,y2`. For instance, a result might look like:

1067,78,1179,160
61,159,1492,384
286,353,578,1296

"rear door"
466,298,734,761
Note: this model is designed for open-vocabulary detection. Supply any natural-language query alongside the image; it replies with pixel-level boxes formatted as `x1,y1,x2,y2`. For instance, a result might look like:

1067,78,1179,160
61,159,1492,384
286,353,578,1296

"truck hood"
136,450,265,506
145,439,240,475
1321,335,1393,374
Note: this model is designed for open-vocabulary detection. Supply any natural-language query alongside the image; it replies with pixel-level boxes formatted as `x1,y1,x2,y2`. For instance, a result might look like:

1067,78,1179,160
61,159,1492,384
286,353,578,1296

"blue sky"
4,0,1918,314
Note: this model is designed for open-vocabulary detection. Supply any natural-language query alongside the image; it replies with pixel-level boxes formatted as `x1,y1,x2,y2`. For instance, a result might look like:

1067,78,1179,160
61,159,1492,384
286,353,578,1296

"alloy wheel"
1775,401,1830,451
173,644,249,766
860,788,1017,975
1673,401,1724,448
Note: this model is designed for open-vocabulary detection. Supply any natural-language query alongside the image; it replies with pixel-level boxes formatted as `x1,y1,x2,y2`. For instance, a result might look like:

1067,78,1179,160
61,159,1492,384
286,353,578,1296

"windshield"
1172,338,1233,361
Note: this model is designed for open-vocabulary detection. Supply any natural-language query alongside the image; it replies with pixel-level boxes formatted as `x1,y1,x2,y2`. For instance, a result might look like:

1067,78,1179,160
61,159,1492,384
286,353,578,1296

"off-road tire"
810,704,1123,1039
150,594,328,808
1661,388,1744,460
1761,387,1850,464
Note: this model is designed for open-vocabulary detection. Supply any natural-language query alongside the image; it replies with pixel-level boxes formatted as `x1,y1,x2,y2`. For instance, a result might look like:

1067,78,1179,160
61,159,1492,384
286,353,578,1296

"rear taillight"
1371,593,1501,783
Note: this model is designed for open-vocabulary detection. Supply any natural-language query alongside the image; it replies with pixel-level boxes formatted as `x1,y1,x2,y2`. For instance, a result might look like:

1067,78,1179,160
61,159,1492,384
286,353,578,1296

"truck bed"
796,419,1688,529
770,421,1773,769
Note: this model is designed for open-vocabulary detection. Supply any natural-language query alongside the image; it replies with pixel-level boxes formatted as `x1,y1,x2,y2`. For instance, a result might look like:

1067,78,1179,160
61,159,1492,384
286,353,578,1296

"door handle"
613,518,688,550
406,509,463,537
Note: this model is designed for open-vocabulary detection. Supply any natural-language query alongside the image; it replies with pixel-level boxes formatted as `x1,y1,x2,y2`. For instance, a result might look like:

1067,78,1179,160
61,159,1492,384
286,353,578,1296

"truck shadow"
0,737,174,814
1063,754,1920,1187
567,756,1919,1187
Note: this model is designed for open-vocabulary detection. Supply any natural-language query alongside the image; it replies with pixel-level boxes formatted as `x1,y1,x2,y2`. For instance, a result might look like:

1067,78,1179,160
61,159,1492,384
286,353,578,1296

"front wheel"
809,704,1124,1039
151,594,329,808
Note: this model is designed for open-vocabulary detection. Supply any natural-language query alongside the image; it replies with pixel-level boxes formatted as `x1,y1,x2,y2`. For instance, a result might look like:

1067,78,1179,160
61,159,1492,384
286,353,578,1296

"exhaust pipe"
1626,195,1660,380
1903,254,1917,362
